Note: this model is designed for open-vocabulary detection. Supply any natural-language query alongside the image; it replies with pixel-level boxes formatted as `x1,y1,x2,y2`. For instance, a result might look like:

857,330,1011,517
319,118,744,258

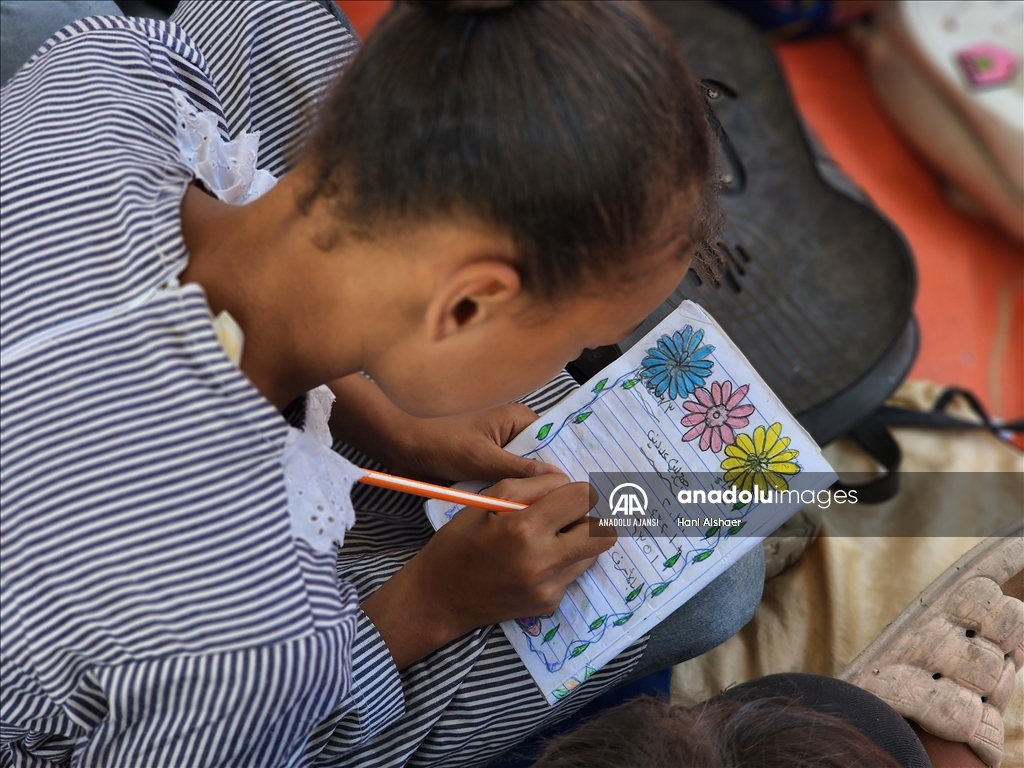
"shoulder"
0,16,224,354
0,15,223,170
2,15,220,119
171,0,359,176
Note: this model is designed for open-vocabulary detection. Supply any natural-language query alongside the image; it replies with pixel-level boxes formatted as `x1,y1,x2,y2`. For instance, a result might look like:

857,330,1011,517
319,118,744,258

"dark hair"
531,695,903,768
302,0,720,300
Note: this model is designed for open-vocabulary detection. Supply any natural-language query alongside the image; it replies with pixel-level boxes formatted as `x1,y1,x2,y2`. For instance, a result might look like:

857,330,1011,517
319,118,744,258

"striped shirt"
2,3,647,765
0,4,392,766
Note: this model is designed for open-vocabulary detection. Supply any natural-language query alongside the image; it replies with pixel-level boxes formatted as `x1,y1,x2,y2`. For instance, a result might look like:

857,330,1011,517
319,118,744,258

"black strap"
877,387,1024,434
834,414,902,504
833,388,1023,506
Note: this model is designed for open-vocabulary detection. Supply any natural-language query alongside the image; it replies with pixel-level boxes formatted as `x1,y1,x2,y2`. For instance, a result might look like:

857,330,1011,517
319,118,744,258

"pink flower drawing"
681,381,755,453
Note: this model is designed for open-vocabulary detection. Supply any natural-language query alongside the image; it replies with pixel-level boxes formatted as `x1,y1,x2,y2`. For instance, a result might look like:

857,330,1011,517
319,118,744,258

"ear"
427,260,523,341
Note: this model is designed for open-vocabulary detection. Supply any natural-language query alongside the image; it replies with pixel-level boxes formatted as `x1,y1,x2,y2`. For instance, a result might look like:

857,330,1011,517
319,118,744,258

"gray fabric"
1,0,122,86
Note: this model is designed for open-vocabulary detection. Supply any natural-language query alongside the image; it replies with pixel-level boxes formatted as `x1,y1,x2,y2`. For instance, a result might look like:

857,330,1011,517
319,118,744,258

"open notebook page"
426,301,836,705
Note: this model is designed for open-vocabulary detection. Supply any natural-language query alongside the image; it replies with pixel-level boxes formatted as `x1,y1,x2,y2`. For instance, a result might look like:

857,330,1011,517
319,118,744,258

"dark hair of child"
301,0,722,300
531,695,903,768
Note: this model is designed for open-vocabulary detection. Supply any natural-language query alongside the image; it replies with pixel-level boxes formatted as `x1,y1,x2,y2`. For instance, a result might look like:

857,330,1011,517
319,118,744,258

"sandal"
839,521,1024,767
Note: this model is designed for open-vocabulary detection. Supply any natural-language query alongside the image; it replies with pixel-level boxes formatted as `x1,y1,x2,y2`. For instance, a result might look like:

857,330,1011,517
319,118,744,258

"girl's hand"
362,474,614,670
390,404,562,483
328,373,562,483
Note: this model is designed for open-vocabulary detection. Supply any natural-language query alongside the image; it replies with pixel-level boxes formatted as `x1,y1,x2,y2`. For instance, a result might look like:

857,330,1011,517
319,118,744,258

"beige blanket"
672,380,1024,766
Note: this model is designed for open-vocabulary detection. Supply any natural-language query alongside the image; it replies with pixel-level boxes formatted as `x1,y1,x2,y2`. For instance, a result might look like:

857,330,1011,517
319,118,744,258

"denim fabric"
622,543,765,683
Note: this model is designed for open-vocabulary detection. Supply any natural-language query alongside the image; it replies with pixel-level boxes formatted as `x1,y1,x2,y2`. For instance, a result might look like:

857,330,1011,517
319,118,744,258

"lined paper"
427,301,836,704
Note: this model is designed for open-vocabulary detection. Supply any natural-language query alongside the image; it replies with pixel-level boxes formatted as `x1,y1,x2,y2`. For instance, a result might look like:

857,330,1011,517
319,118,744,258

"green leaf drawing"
593,378,608,393
650,583,670,597
574,411,592,424
536,423,553,440
552,686,570,699
612,613,634,626
621,379,639,390
732,502,747,511
662,552,682,569
624,585,645,602
583,665,598,680
704,525,720,538
692,549,714,563
542,625,560,643
588,616,607,631
727,522,746,536
569,643,591,658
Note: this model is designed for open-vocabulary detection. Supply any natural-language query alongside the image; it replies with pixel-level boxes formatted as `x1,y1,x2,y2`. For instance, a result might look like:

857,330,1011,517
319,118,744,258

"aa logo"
609,483,648,516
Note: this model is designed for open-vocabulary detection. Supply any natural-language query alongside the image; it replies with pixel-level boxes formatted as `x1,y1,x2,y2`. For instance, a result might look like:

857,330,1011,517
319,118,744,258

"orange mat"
338,0,390,40
774,35,1023,422
339,1,1023,423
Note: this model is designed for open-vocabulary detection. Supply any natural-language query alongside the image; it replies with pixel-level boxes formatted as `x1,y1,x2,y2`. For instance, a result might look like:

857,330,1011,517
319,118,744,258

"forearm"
327,373,413,469
361,555,468,671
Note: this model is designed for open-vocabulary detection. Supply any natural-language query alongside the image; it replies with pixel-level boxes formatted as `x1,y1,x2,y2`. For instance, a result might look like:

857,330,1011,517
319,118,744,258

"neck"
179,173,365,409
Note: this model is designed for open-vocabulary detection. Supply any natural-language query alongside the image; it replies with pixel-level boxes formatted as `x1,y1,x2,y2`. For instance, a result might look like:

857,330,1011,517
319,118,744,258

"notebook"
426,300,836,705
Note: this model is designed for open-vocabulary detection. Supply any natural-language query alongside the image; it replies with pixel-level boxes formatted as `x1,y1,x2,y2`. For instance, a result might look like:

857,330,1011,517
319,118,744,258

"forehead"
528,242,693,347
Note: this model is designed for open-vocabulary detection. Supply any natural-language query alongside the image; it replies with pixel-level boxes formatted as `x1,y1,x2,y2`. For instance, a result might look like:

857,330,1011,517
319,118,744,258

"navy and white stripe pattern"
169,0,358,178
0,6,370,767
2,3,647,765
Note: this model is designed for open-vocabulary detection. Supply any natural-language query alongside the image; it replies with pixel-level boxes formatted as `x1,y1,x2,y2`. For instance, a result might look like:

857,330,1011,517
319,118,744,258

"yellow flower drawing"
721,422,800,492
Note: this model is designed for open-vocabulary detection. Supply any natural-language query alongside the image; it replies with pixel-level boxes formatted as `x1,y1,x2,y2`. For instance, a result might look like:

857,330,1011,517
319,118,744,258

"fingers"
488,472,570,505
523,481,598,532
519,458,565,477
499,403,542,441
489,406,570,474
533,556,605,615
478,445,562,481
561,554,602,585
489,477,611,571
558,513,617,562
430,474,611,629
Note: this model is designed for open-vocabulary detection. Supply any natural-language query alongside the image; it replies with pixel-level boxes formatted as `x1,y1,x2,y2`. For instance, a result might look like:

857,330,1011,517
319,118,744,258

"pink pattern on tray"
956,42,1018,88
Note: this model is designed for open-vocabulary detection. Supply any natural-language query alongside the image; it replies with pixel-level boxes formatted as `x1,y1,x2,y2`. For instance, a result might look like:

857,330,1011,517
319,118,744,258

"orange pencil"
358,470,527,513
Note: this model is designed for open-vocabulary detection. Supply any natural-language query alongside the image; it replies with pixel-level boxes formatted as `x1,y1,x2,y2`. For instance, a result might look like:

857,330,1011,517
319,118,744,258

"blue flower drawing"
640,326,715,400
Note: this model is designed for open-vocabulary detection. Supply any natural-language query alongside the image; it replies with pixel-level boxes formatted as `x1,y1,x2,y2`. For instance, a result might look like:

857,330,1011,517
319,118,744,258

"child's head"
531,695,903,768
301,0,720,415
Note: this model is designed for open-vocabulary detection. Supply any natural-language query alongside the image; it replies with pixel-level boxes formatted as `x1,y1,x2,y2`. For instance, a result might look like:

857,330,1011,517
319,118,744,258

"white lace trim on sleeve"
171,88,277,205
281,386,363,553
